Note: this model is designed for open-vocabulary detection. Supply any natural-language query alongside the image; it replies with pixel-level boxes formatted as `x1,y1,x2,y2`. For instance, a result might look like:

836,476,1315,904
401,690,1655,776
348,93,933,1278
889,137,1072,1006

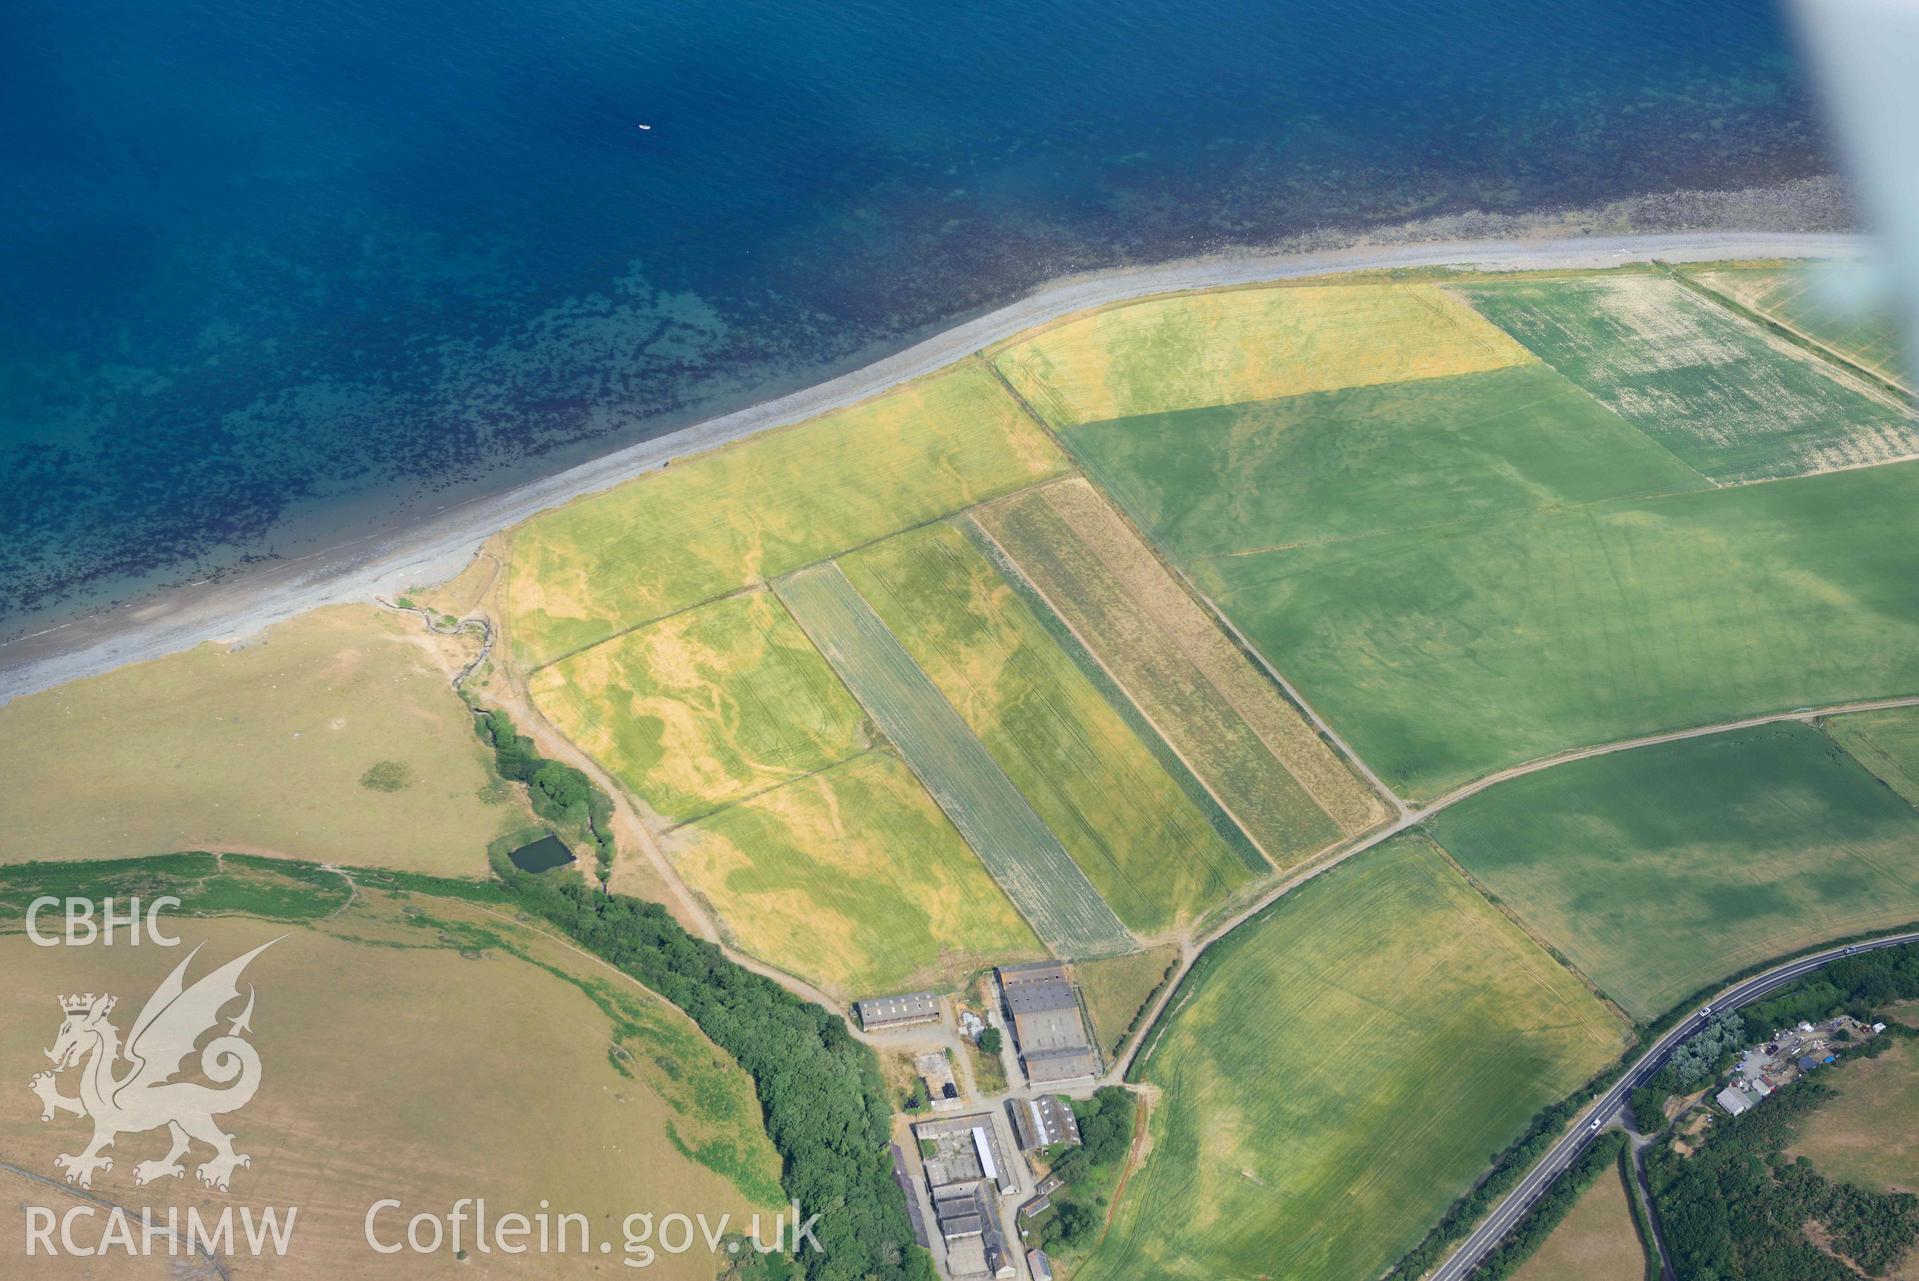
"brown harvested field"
1791,1034,1919,1194
0,605,522,876
1511,1164,1644,1281
0,885,783,1279
975,478,1383,868
1076,945,1178,1060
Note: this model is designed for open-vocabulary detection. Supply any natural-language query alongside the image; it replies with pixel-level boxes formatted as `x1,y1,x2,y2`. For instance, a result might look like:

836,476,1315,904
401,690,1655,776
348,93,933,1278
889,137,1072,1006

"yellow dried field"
529,589,867,824
669,752,1043,997
507,362,1066,666
990,281,1533,428
0,605,519,876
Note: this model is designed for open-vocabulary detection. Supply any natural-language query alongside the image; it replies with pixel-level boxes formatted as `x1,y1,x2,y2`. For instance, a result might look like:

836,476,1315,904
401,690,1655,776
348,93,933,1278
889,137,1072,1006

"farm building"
1009,1094,1082,1150
1716,1083,1759,1117
998,964,1099,1084
855,990,940,1031
1028,1248,1055,1281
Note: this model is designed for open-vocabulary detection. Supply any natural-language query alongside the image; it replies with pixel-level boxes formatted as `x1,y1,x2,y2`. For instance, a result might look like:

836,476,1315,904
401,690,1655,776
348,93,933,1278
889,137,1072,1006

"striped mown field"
507,361,1065,666
775,562,1135,958
991,281,1533,429
976,479,1382,866
840,522,1259,935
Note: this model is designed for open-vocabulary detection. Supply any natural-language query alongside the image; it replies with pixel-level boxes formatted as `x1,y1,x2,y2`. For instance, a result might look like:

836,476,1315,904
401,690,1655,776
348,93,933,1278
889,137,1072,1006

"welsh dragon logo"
28,940,280,1192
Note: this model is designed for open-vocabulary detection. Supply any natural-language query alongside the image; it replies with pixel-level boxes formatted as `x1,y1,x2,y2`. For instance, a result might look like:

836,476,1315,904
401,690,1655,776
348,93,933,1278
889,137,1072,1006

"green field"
530,589,866,823
1083,837,1627,1281
1212,460,1919,799
1693,263,1910,388
1827,705,1919,809
1461,274,1917,482
991,281,1532,429
672,752,1042,997
840,523,1257,934
978,483,1371,865
1063,362,1707,560
508,362,1065,666
1431,723,1919,1019
775,563,1134,957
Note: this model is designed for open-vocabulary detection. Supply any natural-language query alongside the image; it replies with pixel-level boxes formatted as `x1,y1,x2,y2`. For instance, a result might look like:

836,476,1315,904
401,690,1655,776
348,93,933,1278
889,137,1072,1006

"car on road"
1845,946,1858,956
1699,1004,1713,1018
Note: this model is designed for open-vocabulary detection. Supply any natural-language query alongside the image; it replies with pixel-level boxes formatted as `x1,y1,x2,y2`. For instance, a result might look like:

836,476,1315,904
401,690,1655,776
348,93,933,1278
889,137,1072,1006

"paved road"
1432,930,1919,1281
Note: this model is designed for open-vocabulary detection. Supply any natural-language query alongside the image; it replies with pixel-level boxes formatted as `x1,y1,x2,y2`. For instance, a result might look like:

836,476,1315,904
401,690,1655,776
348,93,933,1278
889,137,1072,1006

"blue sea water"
0,0,1822,635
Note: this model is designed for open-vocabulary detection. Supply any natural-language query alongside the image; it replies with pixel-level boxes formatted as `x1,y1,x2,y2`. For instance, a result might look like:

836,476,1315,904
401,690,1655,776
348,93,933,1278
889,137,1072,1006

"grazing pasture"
507,362,1064,665
992,280,1532,428
529,589,865,823
1062,362,1706,560
1216,460,1919,800
841,523,1256,934
978,479,1382,860
1511,1164,1645,1281
1431,724,1919,1020
671,752,1041,997
1461,274,1918,482
1827,705,1919,809
775,563,1133,957
0,605,517,875
1082,837,1627,1281
1692,263,1910,388
0,873,782,1280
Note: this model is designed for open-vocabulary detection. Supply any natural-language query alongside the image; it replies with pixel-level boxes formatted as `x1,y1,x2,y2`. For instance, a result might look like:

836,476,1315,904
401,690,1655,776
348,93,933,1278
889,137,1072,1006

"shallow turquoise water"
0,0,1823,633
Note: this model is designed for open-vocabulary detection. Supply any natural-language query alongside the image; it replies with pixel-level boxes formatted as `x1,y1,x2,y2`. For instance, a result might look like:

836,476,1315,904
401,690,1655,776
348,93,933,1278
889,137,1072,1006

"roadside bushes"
497,865,933,1281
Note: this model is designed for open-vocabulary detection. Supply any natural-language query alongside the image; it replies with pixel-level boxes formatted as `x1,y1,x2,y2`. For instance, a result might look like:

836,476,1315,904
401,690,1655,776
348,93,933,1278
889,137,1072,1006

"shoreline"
0,227,1871,706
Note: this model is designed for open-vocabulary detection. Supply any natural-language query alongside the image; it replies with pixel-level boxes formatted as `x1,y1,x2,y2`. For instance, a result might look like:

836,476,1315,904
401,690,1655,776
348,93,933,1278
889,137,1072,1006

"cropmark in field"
839,521,1257,935
671,751,1043,997
976,478,1383,866
1081,837,1627,1281
1431,723,1919,1020
1460,274,1919,483
991,280,1533,429
775,562,1134,958
529,588,865,824
507,361,1065,666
